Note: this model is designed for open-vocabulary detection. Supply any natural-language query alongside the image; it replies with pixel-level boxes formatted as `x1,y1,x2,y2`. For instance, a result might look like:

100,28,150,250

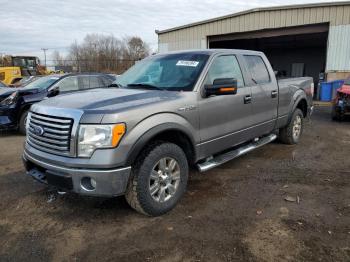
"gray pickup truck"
23,49,313,216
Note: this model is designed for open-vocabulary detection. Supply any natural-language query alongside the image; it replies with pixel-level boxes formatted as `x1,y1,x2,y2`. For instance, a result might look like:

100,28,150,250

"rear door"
198,54,253,156
243,55,278,136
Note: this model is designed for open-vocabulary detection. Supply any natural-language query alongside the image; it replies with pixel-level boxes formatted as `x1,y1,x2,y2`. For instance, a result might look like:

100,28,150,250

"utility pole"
41,48,48,67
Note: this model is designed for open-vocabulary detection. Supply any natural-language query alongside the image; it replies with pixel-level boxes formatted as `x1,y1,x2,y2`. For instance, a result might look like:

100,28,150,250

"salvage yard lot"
0,106,349,261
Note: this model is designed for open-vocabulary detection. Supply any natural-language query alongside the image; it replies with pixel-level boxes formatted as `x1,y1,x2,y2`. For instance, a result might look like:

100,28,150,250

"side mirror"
204,78,238,97
47,86,59,97
108,83,119,88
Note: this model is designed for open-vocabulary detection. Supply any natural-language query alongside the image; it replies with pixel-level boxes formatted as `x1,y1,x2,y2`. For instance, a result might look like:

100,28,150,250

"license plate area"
46,171,73,191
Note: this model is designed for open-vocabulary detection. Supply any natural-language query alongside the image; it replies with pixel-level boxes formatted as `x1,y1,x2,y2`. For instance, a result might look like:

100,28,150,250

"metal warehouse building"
156,1,350,84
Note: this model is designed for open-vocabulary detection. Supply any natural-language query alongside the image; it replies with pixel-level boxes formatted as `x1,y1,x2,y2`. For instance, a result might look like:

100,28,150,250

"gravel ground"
0,106,349,262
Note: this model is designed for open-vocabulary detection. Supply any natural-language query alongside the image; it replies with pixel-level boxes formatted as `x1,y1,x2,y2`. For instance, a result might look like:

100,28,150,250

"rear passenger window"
205,55,244,88
89,76,101,89
80,76,90,89
80,76,103,90
244,55,271,84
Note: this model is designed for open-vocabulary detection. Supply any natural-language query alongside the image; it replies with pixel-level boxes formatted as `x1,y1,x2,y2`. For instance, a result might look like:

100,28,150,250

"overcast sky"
0,0,346,61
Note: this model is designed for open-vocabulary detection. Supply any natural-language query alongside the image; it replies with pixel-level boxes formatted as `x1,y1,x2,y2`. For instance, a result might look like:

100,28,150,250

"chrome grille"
27,112,73,156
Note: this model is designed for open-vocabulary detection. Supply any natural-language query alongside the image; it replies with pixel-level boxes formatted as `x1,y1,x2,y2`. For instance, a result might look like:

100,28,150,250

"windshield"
116,53,209,91
23,76,59,90
12,57,37,68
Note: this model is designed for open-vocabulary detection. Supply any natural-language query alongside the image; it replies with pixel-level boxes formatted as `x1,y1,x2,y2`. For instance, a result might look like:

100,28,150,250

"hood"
0,86,39,98
37,88,182,113
338,84,350,95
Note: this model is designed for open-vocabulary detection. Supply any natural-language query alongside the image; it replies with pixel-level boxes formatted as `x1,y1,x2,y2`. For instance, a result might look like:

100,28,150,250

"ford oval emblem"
33,126,45,136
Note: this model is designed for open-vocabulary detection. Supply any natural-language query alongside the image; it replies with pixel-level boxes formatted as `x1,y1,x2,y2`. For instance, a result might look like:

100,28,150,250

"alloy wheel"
149,157,181,203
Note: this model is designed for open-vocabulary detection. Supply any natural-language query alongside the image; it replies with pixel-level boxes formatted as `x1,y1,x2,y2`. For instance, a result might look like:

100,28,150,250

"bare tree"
65,34,150,74
51,50,64,66
67,40,81,72
125,36,150,61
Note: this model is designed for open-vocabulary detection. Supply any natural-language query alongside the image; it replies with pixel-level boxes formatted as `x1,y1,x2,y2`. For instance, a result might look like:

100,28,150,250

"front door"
198,54,253,157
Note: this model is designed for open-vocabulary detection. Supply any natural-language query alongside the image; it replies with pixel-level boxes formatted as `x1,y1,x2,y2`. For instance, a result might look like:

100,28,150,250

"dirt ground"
0,106,349,262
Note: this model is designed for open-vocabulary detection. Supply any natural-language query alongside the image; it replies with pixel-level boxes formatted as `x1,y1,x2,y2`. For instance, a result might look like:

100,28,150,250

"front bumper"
23,150,131,197
0,107,17,130
334,100,350,113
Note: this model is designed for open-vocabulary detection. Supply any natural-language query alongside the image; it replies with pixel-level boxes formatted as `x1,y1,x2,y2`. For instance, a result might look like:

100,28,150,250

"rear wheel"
19,111,28,135
125,142,188,216
279,109,304,145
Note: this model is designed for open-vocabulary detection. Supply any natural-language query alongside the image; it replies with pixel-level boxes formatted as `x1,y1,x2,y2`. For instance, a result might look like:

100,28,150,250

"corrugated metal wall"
158,4,350,72
327,24,350,71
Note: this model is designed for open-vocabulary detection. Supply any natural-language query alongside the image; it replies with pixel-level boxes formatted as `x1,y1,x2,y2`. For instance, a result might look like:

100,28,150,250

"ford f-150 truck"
23,49,313,216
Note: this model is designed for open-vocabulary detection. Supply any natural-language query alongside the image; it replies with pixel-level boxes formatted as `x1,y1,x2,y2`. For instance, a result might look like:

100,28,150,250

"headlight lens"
0,91,18,106
78,124,126,157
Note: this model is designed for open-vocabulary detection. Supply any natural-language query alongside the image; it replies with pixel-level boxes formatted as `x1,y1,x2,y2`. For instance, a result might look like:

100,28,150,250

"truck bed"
277,77,313,117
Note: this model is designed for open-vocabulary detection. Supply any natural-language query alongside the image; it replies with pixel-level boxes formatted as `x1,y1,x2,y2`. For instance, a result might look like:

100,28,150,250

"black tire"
279,109,304,145
331,106,343,121
125,142,189,216
19,111,28,135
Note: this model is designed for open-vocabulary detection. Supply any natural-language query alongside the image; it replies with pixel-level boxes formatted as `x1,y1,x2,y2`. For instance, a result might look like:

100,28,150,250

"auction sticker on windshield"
176,60,199,67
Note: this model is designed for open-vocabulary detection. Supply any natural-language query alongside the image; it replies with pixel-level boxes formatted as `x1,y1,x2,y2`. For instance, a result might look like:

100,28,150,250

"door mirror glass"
205,78,238,97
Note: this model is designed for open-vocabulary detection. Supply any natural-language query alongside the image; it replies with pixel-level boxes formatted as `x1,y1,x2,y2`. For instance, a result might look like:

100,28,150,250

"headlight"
26,112,32,131
78,124,126,157
0,91,18,106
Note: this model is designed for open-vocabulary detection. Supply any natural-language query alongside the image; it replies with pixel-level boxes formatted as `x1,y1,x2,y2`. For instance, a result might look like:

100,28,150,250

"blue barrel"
332,80,344,99
332,80,344,90
320,82,333,101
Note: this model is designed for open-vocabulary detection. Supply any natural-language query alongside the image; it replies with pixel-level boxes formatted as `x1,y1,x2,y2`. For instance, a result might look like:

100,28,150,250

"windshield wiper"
127,83,163,90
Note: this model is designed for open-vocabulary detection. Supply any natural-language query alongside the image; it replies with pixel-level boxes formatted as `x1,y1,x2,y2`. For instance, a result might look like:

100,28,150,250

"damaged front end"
332,82,350,121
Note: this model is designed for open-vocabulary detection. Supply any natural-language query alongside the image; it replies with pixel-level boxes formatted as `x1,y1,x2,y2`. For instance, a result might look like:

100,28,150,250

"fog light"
81,177,96,191
91,178,97,188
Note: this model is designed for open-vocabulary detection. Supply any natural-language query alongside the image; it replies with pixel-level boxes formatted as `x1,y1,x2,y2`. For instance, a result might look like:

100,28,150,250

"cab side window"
204,55,244,88
57,76,79,92
244,55,271,84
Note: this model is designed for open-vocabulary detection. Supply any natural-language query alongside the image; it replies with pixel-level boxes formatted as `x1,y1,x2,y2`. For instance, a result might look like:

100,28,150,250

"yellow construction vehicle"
0,67,22,85
0,55,50,85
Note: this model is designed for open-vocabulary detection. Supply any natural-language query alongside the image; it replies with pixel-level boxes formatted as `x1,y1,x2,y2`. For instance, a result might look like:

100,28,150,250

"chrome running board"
197,133,277,172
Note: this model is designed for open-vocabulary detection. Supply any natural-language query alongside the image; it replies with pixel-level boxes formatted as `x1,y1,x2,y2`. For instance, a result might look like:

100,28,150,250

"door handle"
271,90,278,98
244,95,252,104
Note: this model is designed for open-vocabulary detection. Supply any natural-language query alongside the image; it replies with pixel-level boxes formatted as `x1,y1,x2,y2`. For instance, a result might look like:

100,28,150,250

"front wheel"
331,106,343,121
125,142,189,216
19,111,28,135
279,109,304,145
